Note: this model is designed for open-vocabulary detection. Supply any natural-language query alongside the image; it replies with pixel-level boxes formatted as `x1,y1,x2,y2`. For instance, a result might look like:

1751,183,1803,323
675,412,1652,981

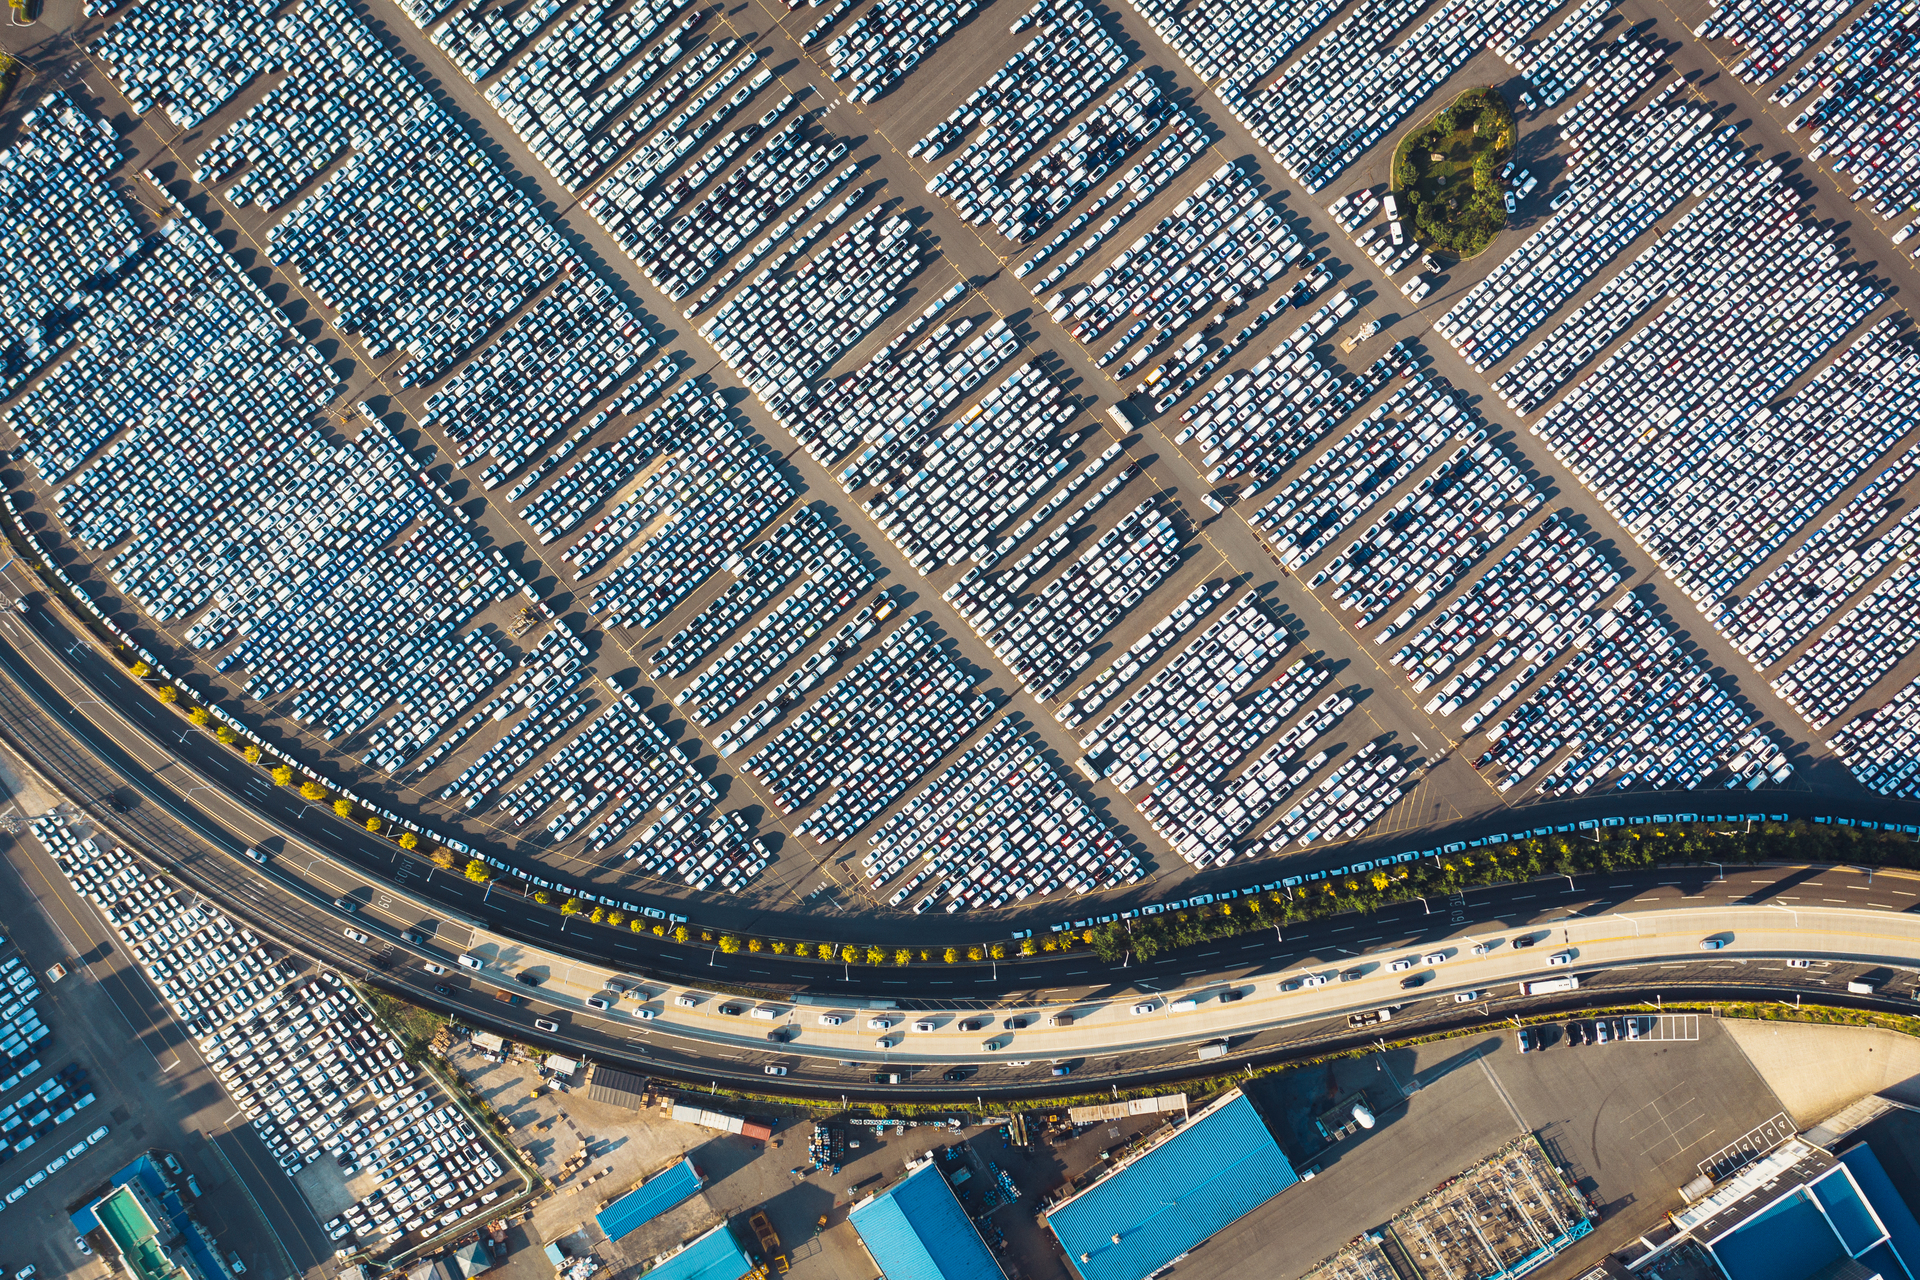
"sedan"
1453,991,1482,1003
1422,952,1448,965
1299,973,1329,988
1786,959,1813,968
422,963,447,975
1699,938,1727,950
764,1066,787,1076
818,1014,845,1026
1130,1002,1157,1015
65,1141,88,1160
85,1126,108,1145
1002,1016,1028,1030
866,1017,895,1030
533,1019,559,1033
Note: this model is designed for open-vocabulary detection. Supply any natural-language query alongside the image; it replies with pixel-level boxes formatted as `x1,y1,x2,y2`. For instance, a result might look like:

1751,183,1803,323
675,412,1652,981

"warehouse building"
75,1154,229,1280
641,1223,756,1280
849,1157,1010,1280
1045,1090,1299,1280
596,1158,704,1243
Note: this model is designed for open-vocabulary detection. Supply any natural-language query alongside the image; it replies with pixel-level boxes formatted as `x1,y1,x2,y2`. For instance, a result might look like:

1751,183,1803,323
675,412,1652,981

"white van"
748,1007,780,1021
456,955,484,971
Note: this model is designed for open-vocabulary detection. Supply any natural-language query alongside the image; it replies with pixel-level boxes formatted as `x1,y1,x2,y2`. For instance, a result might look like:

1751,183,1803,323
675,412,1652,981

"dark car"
1002,1016,1028,1030
432,985,451,996
516,971,540,987
1566,1021,1584,1046
1513,934,1538,948
1218,989,1245,1002
1339,967,1363,982
959,1018,987,1032
942,1068,975,1082
1400,972,1430,988
333,897,357,912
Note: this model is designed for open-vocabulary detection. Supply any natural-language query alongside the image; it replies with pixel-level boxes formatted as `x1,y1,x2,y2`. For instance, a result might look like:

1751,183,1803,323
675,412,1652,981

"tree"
943,946,959,963
333,799,355,819
771,941,787,954
894,948,911,966
966,945,984,962
299,781,326,802
630,918,647,933
747,937,762,952
673,925,689,943
463,860,491,884
718,935,741,953
364,817,381,833
590,906,606,925
215,725,239,745
271,764,294,786
607,909,626,927
431,846,456,869
865,945,885,966
533,890,552,905
1019,937,1037,956
398,831,419,852
243,744,263,764
188,706,211,727
989,942,1006,960
560,897,582,916
156,686,178,705
129,660,151,678
839,944,859,965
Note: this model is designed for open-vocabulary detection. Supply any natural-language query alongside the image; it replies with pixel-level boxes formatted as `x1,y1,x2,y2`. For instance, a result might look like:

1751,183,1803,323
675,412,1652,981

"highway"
6,580,1920,1099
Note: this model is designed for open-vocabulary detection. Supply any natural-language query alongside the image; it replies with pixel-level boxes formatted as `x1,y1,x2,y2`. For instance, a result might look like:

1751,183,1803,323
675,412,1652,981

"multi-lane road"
6,581,1920,1098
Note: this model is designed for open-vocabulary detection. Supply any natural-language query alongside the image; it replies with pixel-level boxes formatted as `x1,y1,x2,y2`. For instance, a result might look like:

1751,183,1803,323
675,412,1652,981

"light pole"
1613,913,1641,938
1562,874,1576,894
1711,862,1724,882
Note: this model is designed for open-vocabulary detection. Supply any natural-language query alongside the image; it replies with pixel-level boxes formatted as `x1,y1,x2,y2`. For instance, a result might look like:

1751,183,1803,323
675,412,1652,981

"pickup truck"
494,990,526,1008
1346,1008,1393,1028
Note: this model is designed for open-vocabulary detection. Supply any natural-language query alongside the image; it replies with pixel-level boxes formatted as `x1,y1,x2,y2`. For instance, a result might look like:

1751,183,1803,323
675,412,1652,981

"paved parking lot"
2,0,1920,964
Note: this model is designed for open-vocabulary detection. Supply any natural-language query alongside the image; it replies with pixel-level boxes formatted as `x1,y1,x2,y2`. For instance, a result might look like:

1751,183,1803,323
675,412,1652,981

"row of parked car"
651,507,835,678
1478,592,1791,795
854,361,1092,576
1312,438,1546,631
745,619,998,849
478,0,701,191
676,532,876,727
1556,38,1662,160
1712,440,1920,671
584,390,795,631
408,627,593,781
863,717,1142,909
498,693,723,860
422,0,564,83
1496,0,1612,108
712,592,903,759
1774,559,1920,732
46,817,507,1250
1123,0,1339,89
361,631,517,776
1387,514,1623,734
0,97,142,410
701,207,928,401
824,0,983,101
1524,262,1894,614
1055,580,1234,730
1246,373,1472,571
1773,0,1920,232
623,808,772,892
1694,0,1856,85
1830,677,1920,797
516,364,689,545
422,277,655,487
1441,103,1738,375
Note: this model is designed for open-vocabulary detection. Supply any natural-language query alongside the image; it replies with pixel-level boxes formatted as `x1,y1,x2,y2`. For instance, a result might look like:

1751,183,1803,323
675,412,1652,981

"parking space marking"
1699,1111,1796,1180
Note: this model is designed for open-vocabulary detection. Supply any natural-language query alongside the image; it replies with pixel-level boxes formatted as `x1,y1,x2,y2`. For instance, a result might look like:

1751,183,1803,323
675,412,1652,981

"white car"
1786,959,1813,968
866,1017,895,1030
342,928,369,944
1453,991,1481,1003
1388,957,1416,972
85,1126,108,1145
818,1014,845,1026
1300,973,1329,988
1130,1001,1157,1015
1546,951,1573,966
65,1141,88,1159
912,1020,935,1033
764,1066,787,1076
633,1009,657,1020
1422,952,1448,965
422,963,447,975
674,994,697,1008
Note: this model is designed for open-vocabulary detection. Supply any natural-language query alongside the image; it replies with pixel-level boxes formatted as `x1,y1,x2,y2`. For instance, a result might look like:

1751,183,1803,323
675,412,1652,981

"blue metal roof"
1840,1144,1920,1280
850,1161,1008,1280
596,1158,702,1241
646,1224,754,1280
1047,1094,1298,1280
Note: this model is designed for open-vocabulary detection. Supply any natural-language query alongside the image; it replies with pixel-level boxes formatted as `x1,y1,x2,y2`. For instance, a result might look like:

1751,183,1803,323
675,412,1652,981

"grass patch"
0,54,20,111
1393,86,1514,258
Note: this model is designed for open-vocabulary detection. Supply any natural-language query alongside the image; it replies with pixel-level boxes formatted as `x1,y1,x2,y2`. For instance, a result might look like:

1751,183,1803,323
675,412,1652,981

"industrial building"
596,1158,704,1243
73,1154,230,1280
640,1222,757,1280
849,1157,1010,1280
1045,1090,1300,1280
1626,1130,1920,1280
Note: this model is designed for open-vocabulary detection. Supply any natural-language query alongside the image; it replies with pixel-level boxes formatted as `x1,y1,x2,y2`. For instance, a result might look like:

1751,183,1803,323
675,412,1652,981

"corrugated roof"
645,1224,754,1280
596,1158,702,1242
1046,1093,1298,1280
587,1065,648,1110
850,1161,1008,1280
